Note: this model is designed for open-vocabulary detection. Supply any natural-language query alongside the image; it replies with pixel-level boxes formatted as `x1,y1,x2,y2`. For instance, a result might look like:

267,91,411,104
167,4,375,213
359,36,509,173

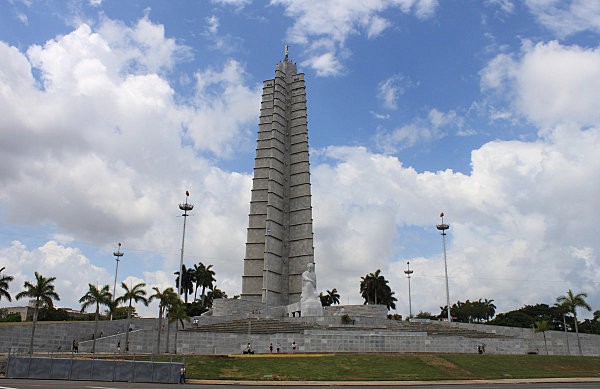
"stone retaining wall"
1,318,599,356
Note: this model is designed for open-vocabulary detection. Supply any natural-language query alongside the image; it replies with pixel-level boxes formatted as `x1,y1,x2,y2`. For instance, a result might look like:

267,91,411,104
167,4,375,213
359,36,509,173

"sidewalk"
187,377,600,386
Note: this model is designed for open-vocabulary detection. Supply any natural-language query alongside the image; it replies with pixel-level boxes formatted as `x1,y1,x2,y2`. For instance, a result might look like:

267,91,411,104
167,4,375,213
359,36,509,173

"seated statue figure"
300,262,323,317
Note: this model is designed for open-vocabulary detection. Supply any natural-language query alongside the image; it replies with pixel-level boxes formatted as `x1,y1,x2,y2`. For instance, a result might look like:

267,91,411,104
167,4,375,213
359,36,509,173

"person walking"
179,366,186,384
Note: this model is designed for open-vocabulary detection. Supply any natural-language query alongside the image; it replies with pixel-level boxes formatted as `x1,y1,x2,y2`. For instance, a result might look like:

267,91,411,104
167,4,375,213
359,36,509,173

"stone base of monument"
300,298,323,317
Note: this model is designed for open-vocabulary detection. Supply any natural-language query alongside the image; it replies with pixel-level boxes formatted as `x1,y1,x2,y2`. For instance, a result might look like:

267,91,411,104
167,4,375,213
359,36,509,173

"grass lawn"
181,353,600,381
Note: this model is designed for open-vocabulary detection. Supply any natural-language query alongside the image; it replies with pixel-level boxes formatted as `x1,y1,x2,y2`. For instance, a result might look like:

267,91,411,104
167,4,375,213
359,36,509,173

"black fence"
6,351,183,384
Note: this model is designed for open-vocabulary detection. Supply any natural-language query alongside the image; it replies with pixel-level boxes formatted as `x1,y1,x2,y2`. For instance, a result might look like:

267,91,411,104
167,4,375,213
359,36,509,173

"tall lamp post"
111,242,124,320
178,191,194,298
436,212,451,324
404,261,414,320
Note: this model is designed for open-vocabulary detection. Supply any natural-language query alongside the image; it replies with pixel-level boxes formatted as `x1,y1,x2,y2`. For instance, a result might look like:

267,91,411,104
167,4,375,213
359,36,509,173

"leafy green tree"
150,286,178,354
38,306,70,321
489,304,564,330
534,320,552,355
205,287,226,308
438,305,449,321
0,312,21,322
327,288,340,305
594,310,600,321
115,282,149,353
106,305,133,320
0,267,14,302
557,289,591,355
15,272,60,354
193,262,216,305
415,311,436,320
483,298,496,322
319,292,329,306
320,288,341,307
578,318,600,335
174,265,195,304
79,284,112,354
360,269,397,310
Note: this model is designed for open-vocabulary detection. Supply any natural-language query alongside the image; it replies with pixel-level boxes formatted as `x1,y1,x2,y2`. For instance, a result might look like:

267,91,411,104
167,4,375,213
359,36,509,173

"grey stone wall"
1,319,599,357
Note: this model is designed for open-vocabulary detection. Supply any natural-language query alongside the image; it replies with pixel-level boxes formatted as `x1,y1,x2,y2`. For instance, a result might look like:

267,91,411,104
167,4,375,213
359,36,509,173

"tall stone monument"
241,48,315,309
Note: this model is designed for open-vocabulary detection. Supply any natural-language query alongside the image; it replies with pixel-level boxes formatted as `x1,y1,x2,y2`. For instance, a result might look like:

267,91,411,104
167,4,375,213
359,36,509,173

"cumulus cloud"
272,0,439,76
481,40,600,130
0,16,257,315
526,0,600,37
375,108,460,152
312,121,600,316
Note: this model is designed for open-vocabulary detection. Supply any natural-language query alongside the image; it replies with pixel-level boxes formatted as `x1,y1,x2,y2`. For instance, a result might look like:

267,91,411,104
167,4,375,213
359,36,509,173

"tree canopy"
360,270,397,310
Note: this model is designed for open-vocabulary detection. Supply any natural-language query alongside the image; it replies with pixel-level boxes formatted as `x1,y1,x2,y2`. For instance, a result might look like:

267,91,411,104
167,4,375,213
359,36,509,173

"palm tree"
193,262,216,306
0,267,14,302
174,265,195,304
327,288,341,305
115,282,149,353
205,287,227,308
15,272,60,354
167,298,188,354
534,320,552,355
360,270,397,310
556,289,591,355
483,298,496,322
594,310,600,322
319,292,330,306
79,284,112,353
150,286,178,354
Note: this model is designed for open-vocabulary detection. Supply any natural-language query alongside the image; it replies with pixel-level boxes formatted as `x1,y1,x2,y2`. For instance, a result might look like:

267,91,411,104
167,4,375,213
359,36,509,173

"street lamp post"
404,261,414,320
111,243,124,320
178,191,194,298
436,212,451,324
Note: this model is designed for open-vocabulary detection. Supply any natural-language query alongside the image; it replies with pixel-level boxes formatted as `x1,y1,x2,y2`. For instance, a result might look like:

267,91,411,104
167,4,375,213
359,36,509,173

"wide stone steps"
187,318,323,334
186,318,512,339
384,320,513,338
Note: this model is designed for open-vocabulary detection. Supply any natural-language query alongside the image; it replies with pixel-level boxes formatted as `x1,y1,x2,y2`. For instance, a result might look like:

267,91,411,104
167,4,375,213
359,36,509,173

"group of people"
243,340,297,354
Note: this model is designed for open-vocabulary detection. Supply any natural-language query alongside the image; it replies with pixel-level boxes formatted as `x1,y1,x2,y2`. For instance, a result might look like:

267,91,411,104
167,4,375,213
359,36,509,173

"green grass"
180,353,600,381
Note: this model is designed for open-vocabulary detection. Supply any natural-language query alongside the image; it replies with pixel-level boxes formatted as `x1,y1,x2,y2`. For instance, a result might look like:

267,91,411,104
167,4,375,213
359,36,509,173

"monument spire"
241,54,315,307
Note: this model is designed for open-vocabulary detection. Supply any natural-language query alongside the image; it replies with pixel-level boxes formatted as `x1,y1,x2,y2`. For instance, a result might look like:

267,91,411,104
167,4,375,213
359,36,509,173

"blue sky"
1,0,599,319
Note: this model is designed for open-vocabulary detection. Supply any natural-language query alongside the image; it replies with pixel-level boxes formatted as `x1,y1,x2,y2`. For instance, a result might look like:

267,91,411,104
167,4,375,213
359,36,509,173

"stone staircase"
186,317,512,339
187,318,323,334
384,320,514,338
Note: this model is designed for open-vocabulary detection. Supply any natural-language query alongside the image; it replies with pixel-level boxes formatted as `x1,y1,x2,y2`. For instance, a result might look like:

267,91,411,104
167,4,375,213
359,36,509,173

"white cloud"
375,108,460,152
272,0,439,76
377,74,411,110
526,0,600,37
481,40,600,130
212,0,251,7
313,121,600,317
206,15,219,35
0,17,258,315
187,60,262,155
486,0,515,14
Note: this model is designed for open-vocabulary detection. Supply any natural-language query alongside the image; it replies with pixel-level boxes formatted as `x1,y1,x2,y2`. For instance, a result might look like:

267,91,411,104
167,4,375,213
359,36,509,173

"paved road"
1,379,600,388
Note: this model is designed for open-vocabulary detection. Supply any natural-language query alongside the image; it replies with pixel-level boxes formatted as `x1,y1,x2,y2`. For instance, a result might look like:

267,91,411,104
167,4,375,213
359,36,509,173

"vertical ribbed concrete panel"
241,57,314,307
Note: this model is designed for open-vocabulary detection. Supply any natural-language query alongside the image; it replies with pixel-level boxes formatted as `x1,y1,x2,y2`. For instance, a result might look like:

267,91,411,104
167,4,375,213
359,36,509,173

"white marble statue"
300,262,323,317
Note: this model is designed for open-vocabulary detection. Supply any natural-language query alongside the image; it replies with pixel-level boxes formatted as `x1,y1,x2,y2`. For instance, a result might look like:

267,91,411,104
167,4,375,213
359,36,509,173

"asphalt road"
1,379,600,389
